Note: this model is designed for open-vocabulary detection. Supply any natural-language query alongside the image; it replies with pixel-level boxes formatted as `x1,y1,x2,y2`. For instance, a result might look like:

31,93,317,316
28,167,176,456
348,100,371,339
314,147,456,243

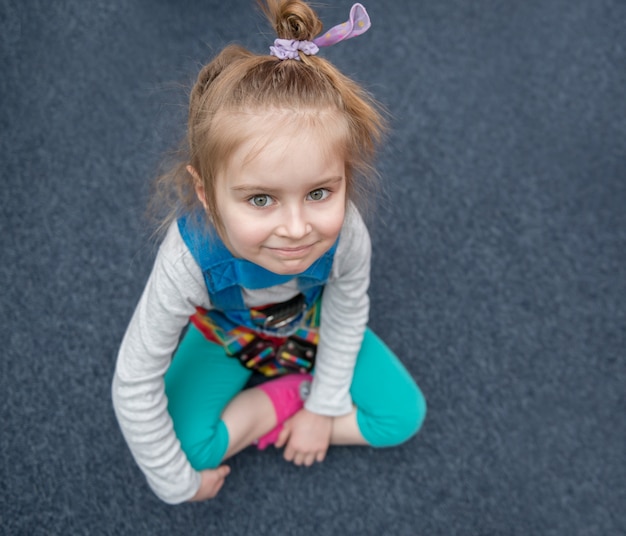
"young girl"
112,0,426,504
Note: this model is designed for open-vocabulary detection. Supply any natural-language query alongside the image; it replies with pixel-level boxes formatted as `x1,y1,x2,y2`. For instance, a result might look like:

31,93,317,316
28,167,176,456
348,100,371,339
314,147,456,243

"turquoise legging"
165,324,426,470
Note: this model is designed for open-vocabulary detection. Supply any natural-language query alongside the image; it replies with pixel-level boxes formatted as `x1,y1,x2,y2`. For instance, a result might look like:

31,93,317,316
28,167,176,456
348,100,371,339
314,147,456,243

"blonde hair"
152,0,386,237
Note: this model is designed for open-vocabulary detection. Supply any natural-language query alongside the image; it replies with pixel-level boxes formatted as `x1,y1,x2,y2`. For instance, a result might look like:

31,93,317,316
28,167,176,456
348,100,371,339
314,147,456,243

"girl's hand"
189,465,231,502
275,409,332,466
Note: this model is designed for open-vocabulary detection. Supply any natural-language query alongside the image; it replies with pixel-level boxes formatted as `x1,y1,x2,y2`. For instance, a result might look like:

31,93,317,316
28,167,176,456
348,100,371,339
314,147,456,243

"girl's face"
208,112,347,275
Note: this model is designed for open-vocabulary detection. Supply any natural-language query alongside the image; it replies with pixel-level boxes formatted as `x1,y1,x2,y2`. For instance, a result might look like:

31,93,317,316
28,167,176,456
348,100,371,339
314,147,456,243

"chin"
265,258,314,276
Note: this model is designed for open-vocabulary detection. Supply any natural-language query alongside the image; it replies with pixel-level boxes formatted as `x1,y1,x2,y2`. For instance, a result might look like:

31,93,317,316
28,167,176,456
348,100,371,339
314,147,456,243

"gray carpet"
1,1,625,534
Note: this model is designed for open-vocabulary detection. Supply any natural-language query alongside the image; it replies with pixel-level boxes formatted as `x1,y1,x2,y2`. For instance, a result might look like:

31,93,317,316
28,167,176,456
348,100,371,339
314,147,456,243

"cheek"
318,203,346,238
223,212,270,249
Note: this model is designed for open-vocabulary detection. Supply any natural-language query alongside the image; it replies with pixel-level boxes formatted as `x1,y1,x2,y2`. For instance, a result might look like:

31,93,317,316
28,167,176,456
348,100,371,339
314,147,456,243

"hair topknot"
258,0,323,41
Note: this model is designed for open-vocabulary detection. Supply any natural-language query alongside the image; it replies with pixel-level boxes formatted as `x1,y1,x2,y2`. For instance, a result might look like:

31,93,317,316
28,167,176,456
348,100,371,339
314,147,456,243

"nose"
277,204,312,240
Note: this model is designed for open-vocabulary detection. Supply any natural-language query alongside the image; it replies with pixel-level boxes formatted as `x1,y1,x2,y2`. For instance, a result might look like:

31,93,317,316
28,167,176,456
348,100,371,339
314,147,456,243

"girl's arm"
304,206,372,416
112,223,208,504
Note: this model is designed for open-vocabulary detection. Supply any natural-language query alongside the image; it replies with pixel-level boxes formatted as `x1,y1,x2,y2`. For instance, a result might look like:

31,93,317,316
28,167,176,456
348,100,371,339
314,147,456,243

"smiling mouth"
268,244,315,257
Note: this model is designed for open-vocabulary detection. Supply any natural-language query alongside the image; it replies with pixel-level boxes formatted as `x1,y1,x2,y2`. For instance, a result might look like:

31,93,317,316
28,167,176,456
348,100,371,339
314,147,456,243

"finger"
304,453,316,467
293,452,306,466
208,476,227,499
315,449,327,463
217,465,231,477
283,442,295,462
194,467,230,501
212,467,230,489
274,426,290,449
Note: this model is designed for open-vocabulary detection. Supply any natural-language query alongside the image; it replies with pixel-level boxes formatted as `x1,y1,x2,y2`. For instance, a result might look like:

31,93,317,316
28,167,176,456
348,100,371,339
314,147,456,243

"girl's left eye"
308,188,329,201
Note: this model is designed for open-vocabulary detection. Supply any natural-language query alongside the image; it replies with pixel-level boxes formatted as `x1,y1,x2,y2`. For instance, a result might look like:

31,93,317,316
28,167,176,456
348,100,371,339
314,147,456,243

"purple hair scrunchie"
270,39,319,61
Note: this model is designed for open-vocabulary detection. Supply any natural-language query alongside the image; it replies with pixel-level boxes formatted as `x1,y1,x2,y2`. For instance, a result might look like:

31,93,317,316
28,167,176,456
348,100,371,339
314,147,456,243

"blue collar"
178,212,338,294
203,238,335,292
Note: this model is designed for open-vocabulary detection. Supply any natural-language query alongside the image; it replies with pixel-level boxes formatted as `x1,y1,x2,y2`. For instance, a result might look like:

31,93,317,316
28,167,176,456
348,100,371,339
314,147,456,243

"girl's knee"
359,381,427,448
390,381,427,445
175,420,230,471
405,383,427,440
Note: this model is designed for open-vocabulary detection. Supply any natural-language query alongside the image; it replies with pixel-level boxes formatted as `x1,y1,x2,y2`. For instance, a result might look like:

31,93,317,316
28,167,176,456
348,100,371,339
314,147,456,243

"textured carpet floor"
1,1,625,535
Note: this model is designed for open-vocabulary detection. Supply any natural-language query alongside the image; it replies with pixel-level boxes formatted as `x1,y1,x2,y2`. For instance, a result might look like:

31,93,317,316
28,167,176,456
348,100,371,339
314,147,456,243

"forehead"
213,110,346,191
217,107,349,166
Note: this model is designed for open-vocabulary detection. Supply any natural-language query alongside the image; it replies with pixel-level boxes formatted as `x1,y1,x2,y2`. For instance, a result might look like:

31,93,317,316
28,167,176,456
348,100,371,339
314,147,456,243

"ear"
187,165,208,210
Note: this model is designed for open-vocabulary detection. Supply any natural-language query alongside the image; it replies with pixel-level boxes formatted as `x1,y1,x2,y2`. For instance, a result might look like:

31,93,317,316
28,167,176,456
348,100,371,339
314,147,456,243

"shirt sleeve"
304,206,371,416
111,222,209,504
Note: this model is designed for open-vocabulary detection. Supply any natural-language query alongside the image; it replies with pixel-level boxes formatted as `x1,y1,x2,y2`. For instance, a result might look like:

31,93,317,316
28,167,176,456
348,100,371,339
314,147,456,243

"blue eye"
249,195,273,207
308,188,329,201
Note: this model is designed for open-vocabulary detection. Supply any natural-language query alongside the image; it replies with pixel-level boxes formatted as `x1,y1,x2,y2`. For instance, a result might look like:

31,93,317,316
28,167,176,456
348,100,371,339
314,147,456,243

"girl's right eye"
249,194,273,207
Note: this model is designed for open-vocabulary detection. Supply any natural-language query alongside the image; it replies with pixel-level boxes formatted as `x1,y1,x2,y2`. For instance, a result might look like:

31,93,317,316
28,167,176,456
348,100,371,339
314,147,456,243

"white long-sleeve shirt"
112,205,371,504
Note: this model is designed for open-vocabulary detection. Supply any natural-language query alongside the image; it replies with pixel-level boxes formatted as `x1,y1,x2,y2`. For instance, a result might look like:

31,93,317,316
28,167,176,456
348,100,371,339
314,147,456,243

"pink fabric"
255,373,312,450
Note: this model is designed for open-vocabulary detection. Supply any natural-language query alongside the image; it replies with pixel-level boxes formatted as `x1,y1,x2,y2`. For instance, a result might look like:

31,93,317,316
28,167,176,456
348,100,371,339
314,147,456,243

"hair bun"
261,0,323,41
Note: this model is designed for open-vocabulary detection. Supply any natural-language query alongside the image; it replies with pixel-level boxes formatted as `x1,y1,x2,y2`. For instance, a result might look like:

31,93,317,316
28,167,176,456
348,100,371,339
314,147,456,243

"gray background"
1,0,625,534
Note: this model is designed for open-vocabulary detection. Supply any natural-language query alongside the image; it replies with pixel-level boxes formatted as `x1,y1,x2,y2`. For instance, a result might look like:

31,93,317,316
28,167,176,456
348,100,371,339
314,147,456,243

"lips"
267,244,315,258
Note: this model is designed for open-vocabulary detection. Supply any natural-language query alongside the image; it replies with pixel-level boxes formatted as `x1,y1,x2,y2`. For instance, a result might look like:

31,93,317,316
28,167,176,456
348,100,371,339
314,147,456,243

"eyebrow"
231,176,344,194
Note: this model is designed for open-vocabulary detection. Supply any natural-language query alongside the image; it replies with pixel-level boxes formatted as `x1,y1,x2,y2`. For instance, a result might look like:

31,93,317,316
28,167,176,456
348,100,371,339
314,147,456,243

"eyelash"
246,188,331,208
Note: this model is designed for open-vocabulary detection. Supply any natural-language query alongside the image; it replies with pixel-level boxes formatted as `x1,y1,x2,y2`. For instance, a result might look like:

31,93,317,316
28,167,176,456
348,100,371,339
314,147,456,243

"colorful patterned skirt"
190,295,321,377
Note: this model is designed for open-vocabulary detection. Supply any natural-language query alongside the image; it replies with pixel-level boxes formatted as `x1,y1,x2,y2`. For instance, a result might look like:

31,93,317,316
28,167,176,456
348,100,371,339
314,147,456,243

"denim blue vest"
177,212,338,335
